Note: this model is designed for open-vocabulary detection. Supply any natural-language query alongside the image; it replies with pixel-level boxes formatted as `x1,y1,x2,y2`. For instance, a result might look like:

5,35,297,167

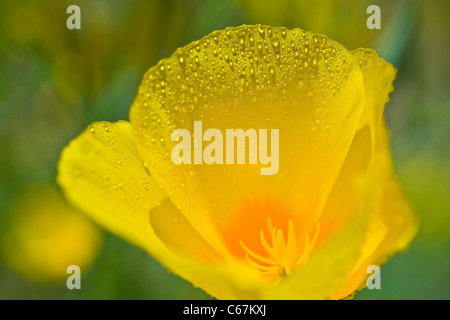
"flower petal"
269,125,381,299
58,121,167,253
327,50,418,298
352,48,396,159
354,48,417,264
57,120,225,263
330,177,418,299
273,50,416,299
57,120,270,299
129,25,367,251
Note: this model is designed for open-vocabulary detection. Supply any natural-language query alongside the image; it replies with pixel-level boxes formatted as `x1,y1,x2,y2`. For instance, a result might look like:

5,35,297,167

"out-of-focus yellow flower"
0,185,103,282
57,25,417,299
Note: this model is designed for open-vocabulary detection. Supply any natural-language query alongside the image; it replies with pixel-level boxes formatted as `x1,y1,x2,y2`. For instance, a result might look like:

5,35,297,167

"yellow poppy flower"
57,25,417,299
0,185,103,282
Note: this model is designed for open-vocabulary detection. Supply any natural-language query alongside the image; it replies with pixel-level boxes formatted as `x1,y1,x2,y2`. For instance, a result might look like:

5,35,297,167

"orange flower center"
220,197,320,279
240,218,320,277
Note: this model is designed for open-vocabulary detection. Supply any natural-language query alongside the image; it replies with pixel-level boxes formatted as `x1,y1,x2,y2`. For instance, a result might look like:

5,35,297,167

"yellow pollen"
240,218,320,277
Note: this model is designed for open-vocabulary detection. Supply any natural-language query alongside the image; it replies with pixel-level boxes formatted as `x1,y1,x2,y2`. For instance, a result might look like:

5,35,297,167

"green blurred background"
0,0,448,299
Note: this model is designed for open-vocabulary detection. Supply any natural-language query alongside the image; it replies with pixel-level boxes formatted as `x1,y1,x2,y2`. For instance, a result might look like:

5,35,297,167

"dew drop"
269,65,275,75
271,37,280,50
257,25,265,38
177,50,185,66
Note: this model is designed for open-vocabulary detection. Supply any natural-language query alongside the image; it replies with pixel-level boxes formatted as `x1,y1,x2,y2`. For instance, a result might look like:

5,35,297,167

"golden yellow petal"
57,120,223,263
330,177,418,299
355,48,416,265
129,25,367,253
268,125,382,299
271,49,416,299
352,48,397,161
57,120,269,299
326,50,418,298
58,121,164,252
